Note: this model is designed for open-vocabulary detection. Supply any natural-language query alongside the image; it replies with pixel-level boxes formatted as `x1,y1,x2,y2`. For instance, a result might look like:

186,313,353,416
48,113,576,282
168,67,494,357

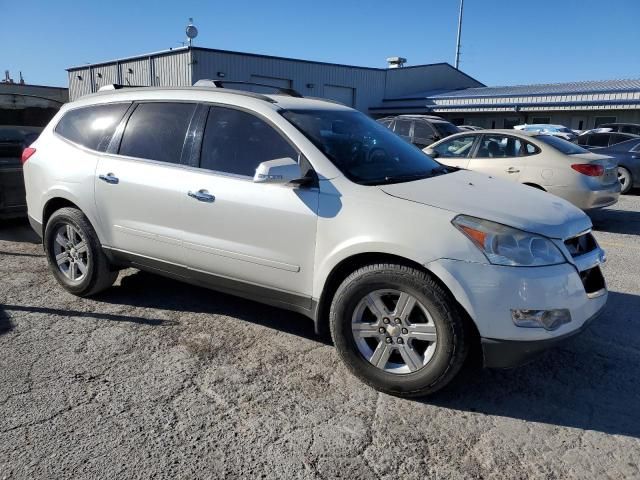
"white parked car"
514,124,577,142
425,130,620,210
23,84,607,397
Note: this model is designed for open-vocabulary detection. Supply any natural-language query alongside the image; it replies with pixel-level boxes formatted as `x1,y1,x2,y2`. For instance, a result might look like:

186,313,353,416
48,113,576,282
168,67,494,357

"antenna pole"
455,0,464,69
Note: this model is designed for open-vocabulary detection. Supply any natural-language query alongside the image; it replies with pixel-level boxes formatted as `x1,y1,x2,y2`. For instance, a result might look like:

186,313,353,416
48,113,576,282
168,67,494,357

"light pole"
455,0,464,69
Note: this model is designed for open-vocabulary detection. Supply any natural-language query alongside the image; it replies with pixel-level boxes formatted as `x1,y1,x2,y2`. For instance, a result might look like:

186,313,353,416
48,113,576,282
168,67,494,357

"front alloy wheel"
352,289,438,373
330,263,469,398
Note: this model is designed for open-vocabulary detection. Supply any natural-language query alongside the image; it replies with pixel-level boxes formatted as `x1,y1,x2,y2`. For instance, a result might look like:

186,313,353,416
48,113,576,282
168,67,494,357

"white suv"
23,83,608,397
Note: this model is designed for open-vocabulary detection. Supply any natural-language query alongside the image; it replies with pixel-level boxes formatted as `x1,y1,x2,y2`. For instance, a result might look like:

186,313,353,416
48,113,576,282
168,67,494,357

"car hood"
379,170,591,239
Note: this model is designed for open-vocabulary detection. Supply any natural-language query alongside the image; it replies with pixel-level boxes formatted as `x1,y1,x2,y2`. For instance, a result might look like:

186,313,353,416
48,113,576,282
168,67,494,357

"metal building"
67,47,640,130
66,46,483,112
374,79,640,130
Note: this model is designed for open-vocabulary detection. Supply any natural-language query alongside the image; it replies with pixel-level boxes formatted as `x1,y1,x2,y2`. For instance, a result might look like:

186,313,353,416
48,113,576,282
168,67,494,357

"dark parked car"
576,130,639,150
377,114,460,148
594,138,640,194
0,128,39,219
599,123,640,136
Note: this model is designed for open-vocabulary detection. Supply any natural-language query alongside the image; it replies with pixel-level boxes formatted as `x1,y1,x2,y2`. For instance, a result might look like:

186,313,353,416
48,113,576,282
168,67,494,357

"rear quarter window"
55,103,130,151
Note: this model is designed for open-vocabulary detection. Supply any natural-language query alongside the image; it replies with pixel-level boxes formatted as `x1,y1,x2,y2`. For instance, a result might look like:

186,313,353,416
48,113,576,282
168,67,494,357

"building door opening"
571,116,587,131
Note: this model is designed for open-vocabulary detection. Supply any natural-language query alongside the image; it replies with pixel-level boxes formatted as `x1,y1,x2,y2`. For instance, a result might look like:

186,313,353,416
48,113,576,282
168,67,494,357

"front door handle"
99,173,119,184
506,167,520,174
188,189,215,203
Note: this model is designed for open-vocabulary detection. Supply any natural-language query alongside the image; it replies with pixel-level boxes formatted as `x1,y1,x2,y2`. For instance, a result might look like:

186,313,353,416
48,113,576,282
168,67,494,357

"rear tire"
329,263,469,398
618,166,633,194
43,207,117,296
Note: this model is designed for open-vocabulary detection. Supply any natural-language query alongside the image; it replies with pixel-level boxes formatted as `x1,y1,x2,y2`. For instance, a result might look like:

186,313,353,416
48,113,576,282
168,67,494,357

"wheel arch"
314,252,480,351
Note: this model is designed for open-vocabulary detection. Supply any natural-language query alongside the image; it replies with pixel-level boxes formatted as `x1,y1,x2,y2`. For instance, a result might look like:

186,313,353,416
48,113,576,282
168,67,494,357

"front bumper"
481,305,604,368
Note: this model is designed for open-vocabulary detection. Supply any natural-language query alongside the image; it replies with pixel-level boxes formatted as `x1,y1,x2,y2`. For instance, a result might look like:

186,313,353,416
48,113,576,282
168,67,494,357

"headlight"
452,215,566,267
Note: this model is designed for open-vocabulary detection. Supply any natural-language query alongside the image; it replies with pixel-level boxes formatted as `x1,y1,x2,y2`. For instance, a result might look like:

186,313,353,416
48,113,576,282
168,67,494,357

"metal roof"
385,79,640,101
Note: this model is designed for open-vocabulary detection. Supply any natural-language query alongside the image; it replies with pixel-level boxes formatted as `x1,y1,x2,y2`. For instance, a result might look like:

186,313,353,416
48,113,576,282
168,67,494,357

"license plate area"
580,266,606,297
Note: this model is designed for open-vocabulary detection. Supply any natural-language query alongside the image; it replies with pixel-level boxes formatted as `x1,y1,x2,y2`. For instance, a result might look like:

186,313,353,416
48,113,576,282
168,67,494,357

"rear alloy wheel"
618,166,633,194
44,207,118,296
330,263,469,397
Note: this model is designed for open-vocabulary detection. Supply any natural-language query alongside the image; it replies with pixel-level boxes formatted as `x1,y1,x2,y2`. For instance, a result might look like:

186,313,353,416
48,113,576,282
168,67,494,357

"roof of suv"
72,85,354,112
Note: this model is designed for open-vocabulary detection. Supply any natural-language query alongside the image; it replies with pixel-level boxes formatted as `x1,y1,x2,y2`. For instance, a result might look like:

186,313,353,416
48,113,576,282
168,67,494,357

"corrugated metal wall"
153,51,191,87
191,49,386,112
67,51,192,100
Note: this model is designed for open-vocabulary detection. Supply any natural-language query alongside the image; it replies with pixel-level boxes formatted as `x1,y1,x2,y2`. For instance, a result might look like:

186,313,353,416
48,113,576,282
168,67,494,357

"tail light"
21,147,36,164
571,163,604,176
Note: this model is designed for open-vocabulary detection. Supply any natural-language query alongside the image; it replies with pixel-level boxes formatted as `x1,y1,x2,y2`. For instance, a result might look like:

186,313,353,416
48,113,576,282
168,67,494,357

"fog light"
511,309,572,331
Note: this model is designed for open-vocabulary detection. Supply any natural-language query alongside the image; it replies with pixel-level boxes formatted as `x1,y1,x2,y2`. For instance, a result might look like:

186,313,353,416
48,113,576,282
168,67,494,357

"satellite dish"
186,18,198,45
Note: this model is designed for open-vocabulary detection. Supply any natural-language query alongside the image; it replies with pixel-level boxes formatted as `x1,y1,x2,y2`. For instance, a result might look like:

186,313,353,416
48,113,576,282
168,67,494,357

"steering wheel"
367,147,388,164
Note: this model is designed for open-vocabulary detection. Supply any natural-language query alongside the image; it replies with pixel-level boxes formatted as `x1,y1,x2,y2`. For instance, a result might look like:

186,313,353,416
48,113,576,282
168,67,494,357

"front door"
179,105,318,303
95,102,198,265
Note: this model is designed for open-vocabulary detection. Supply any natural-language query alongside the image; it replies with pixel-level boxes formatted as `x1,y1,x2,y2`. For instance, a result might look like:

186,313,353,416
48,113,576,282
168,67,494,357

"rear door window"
55,103,130,151
474,135,523,158
587,134,611,147
413,122,436,143
200,107,297,177
118,102,196,164
393,119,412,137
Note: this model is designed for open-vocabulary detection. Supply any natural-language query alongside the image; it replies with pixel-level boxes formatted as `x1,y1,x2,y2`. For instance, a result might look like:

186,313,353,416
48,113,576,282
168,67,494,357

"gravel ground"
1,195,639,480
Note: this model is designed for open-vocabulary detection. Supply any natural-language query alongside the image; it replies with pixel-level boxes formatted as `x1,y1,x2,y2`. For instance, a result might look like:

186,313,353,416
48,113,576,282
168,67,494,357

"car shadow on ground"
423,290,640,439
589,201,640,235
0,304,13,335
94,270,326,344
0,218,40,244
0,304,178,327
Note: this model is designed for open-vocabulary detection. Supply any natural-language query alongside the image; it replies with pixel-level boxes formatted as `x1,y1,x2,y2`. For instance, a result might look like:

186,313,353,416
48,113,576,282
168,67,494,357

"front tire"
618,166,633,194
43,207,117,296
329,263,469,398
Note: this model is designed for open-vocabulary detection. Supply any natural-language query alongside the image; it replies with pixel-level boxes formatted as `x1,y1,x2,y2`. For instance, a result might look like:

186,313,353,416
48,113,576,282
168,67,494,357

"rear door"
95,102,198,265
178,105,319,301
467,134,525,181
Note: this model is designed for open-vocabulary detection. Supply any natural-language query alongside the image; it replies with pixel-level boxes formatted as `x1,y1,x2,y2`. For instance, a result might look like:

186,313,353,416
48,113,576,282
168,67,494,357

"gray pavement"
1,195,639,479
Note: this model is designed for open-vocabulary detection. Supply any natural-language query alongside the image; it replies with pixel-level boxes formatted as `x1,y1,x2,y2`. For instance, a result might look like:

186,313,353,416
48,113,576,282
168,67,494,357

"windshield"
536,135,589,154
281,109,447,185
431,121,460,137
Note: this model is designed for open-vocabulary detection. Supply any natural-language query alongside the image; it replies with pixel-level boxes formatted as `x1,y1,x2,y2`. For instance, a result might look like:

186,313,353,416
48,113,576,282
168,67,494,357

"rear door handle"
188,189,215,203
506,167,520,174
99,173,119,184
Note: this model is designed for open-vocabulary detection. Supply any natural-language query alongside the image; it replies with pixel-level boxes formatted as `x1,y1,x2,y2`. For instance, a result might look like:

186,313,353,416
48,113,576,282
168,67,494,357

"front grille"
564,232,597,257
580,266,605,296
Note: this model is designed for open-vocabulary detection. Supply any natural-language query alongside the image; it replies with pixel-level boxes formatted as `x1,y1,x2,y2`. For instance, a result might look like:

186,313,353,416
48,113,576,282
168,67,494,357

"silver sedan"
424,130,620,210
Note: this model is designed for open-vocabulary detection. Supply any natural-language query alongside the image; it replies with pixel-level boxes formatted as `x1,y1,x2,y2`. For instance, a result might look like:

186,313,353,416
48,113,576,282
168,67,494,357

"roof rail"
97,83,146,92
193,79,303,98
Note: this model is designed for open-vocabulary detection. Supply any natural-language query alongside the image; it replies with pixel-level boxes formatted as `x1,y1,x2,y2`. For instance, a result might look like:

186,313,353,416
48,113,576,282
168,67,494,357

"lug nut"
402,328,408,335
397,337,404,344
385,337,393,344
394,318,402,324
378,327,385,334
383,317,390,324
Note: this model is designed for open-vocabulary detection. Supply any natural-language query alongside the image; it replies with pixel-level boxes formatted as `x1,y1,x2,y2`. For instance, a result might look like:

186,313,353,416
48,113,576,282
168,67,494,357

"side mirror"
424,147,438,158
254,157,306,185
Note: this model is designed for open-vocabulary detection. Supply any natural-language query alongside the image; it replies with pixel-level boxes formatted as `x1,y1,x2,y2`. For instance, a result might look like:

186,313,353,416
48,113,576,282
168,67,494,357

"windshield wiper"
359,173,432,185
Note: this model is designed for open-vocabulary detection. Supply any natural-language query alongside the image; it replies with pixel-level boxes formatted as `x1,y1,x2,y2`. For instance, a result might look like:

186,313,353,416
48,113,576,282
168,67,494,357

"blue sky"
2,0,639,88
